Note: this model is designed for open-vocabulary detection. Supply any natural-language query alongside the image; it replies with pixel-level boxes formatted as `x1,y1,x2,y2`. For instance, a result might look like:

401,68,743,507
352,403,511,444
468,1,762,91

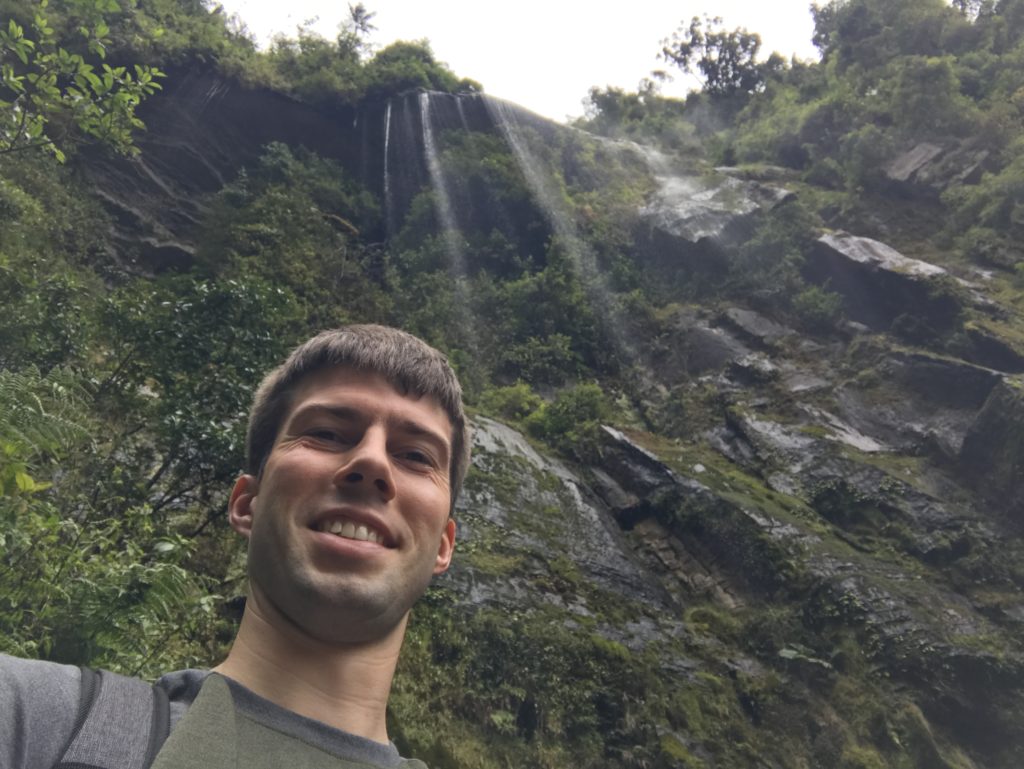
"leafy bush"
956,226,1019,269
730,199,820,305
944,138,1024,242
791,284,844,331
265,28,365,107
363,40,478,100
198,143,387,328
525,382,609,459
0,367,221,674
478,382,542,422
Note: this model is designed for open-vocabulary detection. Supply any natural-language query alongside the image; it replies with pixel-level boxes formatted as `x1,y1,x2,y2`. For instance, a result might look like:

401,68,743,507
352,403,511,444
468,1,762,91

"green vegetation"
0,0,165,161
2,0,1024,767
660,14,786,97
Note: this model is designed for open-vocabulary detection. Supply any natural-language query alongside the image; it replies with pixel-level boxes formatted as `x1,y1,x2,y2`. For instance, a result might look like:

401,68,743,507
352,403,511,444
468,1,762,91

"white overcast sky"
216,1,820,123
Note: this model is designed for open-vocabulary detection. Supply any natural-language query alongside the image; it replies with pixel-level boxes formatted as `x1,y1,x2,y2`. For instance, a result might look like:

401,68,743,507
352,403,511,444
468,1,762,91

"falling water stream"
481,95,639,372
383,100,393,238
375,91,695,378
419,92,468,280
417,92,479,353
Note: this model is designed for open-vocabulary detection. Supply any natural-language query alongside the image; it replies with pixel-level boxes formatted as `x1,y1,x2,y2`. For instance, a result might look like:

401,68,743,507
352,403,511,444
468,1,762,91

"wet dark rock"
594,416,1024,736
597,425,812,597
829,349,1000,457
729,354,780,384
836,384,977,458
635,169,793,285
81,68,363,269
885,142,945,184
640,308,754,381
711,407,994,567
959,379,1024,516
451,417,674,620
719,307,795,347
805,232,963,332
958,325,1024,373
884,141,993,196
597,425,685,497
883,351,1002,410
639,172,783,245
79,71,510,270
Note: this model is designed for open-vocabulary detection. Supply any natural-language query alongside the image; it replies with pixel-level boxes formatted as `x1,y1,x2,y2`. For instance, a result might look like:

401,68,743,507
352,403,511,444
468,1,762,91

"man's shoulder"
0,654,206,769
0,654,82,769
0,651,81,685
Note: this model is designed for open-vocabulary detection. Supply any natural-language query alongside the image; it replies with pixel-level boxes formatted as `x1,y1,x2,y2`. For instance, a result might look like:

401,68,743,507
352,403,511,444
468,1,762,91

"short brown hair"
246,325,471,512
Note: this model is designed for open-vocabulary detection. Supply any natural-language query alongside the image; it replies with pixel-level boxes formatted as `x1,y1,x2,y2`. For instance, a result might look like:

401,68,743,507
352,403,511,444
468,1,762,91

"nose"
334,428,395,501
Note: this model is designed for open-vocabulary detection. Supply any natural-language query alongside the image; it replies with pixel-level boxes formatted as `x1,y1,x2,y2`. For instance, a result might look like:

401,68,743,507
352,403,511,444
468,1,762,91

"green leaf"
14,471,36,492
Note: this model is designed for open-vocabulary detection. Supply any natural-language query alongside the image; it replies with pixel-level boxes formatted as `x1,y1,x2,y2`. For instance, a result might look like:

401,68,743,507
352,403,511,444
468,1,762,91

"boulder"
884,141,992,195
958,325,1024,373
638,172,789,245
634,159,793,284
639,308,754,381
805,232,962,331
720,307,795,347
457,417,665,611
882,351,1002,410
959,378,1024,516
885,142,945,183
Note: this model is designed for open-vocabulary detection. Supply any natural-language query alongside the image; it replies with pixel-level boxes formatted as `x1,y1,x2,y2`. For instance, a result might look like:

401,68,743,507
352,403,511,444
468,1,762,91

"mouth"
313,516,389,546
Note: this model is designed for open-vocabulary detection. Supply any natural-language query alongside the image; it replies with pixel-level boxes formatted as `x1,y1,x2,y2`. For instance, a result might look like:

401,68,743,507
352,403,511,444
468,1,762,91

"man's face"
228,366,456,645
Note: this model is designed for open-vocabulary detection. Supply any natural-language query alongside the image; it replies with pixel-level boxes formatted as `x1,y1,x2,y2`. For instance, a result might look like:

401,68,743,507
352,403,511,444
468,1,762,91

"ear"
432,517,457,575
227,474,259,539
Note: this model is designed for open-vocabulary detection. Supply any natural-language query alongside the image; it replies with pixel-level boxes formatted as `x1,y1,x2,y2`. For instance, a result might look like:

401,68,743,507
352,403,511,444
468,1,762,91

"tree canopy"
660,14,785,97
0,0,164,161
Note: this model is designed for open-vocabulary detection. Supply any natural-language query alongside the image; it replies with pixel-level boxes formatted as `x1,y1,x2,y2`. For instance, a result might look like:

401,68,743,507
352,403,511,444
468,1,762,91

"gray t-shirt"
0,654,415,769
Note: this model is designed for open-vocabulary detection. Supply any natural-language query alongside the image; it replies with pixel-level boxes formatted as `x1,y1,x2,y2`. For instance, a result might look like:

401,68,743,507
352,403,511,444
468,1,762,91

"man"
1,324,471,768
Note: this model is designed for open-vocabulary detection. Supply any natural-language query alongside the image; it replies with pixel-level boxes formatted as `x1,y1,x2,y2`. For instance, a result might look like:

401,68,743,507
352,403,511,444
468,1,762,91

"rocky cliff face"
77,71,1024,768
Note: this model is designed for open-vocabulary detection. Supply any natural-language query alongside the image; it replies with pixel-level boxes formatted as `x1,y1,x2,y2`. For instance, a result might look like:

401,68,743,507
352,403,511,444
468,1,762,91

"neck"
212,592,406,744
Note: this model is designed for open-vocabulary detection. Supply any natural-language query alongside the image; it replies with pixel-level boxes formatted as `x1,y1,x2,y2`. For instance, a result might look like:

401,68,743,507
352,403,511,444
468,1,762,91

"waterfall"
419,92,467,279
483,95,636,370
455,98,469,130
419,92,478,353
383,100,393,238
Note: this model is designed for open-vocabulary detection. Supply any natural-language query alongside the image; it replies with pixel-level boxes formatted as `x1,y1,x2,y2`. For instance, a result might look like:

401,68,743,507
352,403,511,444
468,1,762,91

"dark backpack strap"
144,682,170,767
55,667,169,769
57,666,101,765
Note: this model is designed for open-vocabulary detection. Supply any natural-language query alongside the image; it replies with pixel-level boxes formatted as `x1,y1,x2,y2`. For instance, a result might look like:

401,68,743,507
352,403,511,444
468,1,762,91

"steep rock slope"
72,70,1024,769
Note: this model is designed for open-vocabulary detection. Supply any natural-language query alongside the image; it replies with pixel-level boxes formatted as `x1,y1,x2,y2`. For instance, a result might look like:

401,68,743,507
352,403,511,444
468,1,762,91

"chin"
283,579,419,645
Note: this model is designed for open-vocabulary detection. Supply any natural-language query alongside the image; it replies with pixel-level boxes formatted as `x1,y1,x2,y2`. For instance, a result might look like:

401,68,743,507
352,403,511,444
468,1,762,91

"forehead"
284,366,452,434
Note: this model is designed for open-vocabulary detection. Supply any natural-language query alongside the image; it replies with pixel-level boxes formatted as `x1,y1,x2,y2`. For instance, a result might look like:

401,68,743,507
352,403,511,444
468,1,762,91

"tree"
660,15,778,96
0,0,164,161
0,367,219,672
338,2,377,60
347,3,377,38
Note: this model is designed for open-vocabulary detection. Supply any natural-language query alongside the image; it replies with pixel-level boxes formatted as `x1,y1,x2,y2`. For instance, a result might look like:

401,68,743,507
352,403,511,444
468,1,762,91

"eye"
304,428,346,445
397,448,434,467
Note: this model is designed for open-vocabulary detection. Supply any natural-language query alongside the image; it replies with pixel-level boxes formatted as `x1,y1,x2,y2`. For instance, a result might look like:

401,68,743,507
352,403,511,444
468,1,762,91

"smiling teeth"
323,519,382,544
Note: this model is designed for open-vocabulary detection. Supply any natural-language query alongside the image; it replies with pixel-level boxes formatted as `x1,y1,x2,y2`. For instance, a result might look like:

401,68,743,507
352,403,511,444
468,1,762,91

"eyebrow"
289,403,451,461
